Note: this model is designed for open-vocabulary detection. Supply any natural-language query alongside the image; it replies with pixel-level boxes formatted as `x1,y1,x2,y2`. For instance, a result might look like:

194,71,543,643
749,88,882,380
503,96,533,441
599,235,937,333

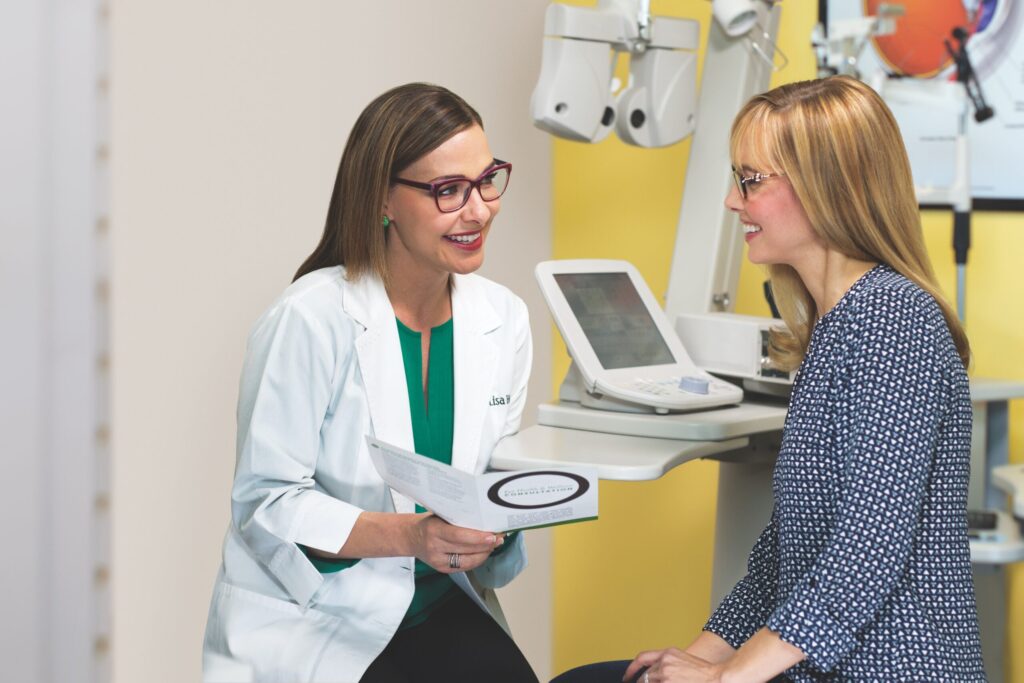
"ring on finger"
643,671,650,683
447,552,461,569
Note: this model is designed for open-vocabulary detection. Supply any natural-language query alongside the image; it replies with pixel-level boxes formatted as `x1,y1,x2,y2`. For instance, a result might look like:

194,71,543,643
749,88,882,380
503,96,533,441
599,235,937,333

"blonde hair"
731,76,970,370
294,83,483,284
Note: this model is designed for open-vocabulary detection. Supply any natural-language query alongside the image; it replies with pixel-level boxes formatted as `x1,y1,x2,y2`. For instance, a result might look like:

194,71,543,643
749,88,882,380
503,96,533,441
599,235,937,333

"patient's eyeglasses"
391,160,512,213
731,166,785,199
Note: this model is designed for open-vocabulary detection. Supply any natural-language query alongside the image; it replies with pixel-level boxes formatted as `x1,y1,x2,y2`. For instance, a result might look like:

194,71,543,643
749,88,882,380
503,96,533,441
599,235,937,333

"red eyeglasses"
391,160,512,213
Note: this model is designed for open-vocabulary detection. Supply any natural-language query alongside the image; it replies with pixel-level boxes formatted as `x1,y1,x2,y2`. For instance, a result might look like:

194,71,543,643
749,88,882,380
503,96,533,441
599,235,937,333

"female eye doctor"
202,83,537,683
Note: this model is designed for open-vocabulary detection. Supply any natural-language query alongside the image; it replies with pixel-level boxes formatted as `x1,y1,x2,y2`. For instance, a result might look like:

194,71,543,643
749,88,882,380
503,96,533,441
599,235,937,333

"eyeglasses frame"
391,159,512,213
731,166,785,199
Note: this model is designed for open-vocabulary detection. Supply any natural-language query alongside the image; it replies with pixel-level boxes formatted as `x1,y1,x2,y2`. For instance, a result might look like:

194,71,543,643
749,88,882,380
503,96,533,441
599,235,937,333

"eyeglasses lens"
435,166,510,213
478,166,510,201
731,169,747,199
436,180,472,212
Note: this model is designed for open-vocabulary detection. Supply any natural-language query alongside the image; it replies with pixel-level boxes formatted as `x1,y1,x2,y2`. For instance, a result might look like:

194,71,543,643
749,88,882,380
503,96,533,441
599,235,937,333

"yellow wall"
550,3,1024,680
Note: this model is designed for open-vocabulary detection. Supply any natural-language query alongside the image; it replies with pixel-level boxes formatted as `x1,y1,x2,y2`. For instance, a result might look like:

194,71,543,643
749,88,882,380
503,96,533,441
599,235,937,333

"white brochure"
366,436,598,533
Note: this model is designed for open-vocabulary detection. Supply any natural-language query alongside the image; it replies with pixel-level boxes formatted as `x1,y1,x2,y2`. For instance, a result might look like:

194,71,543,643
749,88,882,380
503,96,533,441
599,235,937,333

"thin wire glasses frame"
391,160,512,213
731,166,785,199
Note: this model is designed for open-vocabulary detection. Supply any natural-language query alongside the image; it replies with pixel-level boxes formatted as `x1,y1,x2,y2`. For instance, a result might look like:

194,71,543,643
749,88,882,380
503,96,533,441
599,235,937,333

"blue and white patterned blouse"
705,264,985,681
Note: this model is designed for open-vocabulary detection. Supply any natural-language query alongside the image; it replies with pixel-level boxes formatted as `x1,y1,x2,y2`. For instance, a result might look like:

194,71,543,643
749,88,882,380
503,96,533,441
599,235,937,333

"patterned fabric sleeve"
765,288,947,672
704,510,780,647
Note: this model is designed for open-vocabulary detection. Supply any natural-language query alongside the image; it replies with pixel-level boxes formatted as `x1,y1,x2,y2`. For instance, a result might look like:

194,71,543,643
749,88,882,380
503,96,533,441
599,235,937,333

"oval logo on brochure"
486,471,590,510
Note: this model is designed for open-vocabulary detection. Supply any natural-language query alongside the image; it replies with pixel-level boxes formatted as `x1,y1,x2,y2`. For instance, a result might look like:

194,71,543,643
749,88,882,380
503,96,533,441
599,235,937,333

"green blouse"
304,317,457,629
393,317,459,628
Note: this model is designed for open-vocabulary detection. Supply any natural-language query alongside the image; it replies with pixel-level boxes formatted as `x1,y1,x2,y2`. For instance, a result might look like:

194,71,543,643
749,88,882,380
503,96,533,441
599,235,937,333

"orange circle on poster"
865,0,977,77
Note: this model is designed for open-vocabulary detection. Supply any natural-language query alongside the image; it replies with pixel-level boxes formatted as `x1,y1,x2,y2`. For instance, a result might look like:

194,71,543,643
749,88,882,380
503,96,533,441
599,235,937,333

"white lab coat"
202,266,532,683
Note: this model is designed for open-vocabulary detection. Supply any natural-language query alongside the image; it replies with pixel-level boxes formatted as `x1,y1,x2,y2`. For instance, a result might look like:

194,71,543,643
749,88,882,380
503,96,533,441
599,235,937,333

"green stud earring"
382,216,390,228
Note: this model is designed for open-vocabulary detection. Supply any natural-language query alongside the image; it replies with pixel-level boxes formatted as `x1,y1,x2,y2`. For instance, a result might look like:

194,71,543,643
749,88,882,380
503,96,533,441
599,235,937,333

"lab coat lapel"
346,274,417,514
451,275,501,474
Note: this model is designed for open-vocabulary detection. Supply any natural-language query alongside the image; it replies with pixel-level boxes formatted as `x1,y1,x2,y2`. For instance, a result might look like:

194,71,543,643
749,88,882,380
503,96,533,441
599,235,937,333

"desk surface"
969,377,1024,402
491,425,749,481
538,399,788,441
494,378,1024,482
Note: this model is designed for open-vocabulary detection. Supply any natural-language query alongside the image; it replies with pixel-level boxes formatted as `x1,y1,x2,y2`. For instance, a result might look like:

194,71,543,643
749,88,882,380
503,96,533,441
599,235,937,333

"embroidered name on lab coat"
489,394,511,406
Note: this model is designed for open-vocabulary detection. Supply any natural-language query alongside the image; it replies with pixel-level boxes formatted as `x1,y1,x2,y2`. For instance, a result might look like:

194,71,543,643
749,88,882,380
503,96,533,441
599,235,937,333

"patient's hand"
623,648,724,682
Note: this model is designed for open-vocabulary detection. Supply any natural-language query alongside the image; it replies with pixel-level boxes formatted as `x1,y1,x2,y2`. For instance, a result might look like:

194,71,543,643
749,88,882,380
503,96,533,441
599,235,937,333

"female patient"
554,76,983,682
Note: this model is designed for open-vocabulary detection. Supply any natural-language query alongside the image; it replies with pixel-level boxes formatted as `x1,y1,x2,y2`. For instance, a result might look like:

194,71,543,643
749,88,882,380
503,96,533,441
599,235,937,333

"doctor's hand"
407,513,505,573
623,648,724,683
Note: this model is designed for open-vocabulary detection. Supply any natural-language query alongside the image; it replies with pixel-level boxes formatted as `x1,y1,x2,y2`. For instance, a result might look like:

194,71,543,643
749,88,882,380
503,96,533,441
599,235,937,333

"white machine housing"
530,0,700,147
994,464,1024,521
535,259,744,414
811,4,902,79
968,463,1024,565
676,312,793,394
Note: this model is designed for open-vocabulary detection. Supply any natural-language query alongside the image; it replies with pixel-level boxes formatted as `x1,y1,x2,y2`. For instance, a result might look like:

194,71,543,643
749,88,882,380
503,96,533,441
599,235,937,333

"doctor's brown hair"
294,83,483,284
731,75,970,371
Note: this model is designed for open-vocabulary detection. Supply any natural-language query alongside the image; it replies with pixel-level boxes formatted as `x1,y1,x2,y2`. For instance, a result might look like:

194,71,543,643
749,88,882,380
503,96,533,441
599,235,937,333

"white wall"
110,2,552,681
1,2,108,682
1,5,49,681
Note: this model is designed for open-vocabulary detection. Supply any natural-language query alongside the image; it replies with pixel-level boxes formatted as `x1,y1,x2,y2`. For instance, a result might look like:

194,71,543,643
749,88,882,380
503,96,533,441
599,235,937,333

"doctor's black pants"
359,589,539,683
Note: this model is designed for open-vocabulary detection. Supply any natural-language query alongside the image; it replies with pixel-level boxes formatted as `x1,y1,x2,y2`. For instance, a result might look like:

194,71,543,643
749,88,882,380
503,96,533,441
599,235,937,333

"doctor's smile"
443,229,483,250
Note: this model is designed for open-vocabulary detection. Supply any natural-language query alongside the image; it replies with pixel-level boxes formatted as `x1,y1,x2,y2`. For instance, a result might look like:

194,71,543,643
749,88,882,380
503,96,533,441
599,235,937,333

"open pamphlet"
366,436,598,533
